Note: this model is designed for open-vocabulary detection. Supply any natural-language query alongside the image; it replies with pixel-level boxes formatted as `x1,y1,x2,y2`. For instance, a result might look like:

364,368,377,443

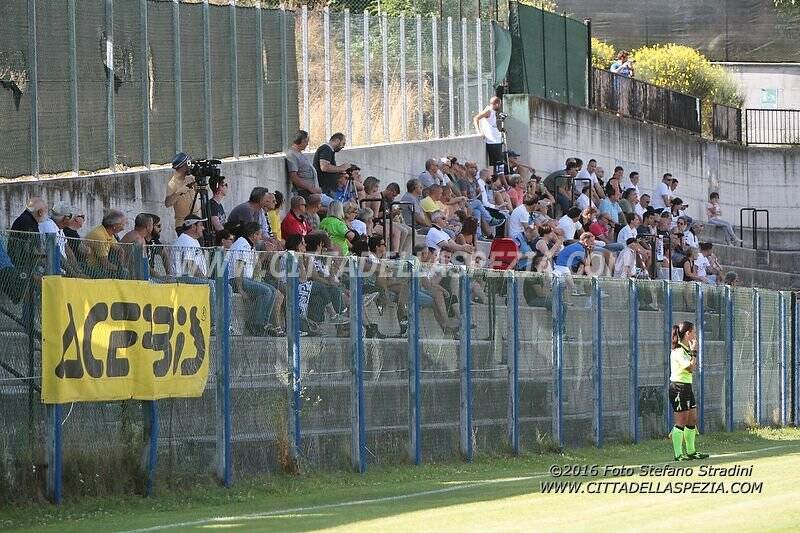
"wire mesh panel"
296,254,352,470
179,2,207,159
0,1,31,178
516,271,554,451
701,284,728,433
113,0,145,168
147,0,177,165
209,4,234,159
733,287,756,428
0,231,46,502
759,289,781,426
418,264,461,461
561,276,594,447
470,268,509,455
236,5,260,157
264,8,286,152
361,257,410,466
599,278,631,443
635,279,666,440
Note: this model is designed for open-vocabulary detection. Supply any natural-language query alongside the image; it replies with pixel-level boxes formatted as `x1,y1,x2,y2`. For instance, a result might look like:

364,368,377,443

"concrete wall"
504,94,800,228
0,136,484,237
719,62,800,110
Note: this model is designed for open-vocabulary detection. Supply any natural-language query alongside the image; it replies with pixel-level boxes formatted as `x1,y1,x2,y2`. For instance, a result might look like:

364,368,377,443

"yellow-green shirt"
84,225,115,267
670,343,693,384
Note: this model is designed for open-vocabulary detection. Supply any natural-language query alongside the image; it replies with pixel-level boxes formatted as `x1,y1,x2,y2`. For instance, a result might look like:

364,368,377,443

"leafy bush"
631,44,743,107
591,37,616,70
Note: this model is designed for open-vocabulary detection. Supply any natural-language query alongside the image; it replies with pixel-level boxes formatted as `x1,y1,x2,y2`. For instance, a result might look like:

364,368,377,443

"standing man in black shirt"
313,132,352,196
208,175,227,232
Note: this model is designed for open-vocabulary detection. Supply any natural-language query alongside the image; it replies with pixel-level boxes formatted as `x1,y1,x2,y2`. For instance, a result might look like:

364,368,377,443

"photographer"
473,96,505,168
165,152,203,235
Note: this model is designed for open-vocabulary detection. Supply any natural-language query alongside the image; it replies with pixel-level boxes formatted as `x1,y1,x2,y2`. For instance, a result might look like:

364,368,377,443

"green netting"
236,6,259,156
564,17,587,107
147,0,177,164
283,11,300,147
35,0,72,175
418,264,461,461
265,8,285,151
469,269,509,455
733,287,756,428
0,2,31,178
516,271,554,451
113,0,145,168
75,0,109,173
599,278,631,443
634,279,666,440
701,284,729,433
561,276,593,447
759,289,782,426
209,4,234,159
179,3,207,159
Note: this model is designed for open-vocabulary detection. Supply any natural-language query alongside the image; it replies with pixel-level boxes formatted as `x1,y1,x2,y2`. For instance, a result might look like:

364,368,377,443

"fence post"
592,278,603,447
172,0,182,152
754,288,761,426
663,280,673,433
202,0,213,158
349,258,366,473
725,286,735,431
285,252,301,462
446,17,455,137
552,276,564,450
476,18,483,112
400,16,408,141
140,0,151,167
68,0,79,173
301,5,309,132
105,0,116,170
584,17,592,108
794,294,799,426
214,255,232,486
461,18,469,135
255,1,265,155
363,12,371,145
323,7,332,141
432,16,440,138
344,10,353,143
780,292,787,427
629,279,639,443
459,267,473,461
44,235,61,504
407,261,422,464
382,13,390,143
506,272,519,454
695,282,705,434
26,0,39,177
137,245,159,497
229,0,239,158
416,15,423,137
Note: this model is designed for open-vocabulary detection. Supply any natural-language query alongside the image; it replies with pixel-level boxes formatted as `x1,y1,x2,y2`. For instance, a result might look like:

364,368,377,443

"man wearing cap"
173,214,216,316
39,202,83,276
165,152,203,235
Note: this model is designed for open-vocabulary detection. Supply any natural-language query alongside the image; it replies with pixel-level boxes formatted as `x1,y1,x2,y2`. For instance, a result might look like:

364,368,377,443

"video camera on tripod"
186,158,224,246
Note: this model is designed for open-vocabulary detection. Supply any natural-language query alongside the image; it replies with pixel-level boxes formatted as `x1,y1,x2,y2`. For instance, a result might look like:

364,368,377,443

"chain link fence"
0,230,797,503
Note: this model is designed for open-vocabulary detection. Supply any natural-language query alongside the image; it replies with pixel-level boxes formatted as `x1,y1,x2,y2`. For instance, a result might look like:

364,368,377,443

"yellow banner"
42,277,211,403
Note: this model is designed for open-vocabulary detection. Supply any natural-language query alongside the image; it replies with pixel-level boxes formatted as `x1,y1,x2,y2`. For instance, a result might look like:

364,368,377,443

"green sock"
684,425,697,454
671,426,684,458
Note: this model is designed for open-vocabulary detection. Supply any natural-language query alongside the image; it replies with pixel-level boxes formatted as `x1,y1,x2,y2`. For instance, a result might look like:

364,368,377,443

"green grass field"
3,428,800,532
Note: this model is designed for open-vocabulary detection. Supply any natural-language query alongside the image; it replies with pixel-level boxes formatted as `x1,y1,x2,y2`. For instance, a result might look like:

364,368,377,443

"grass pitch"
3,428,800,532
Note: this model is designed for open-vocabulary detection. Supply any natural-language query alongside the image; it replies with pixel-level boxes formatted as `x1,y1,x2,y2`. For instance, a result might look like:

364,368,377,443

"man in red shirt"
281,195,313,238
588,213,624,252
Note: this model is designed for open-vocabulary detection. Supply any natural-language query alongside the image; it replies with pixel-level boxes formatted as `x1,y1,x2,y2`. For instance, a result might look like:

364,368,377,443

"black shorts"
669,382,696,413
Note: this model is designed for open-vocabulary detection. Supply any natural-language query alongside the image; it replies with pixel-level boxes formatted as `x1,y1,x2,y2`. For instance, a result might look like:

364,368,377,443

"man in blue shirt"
598,185,624,226
555,232,595,275
512,224,538,271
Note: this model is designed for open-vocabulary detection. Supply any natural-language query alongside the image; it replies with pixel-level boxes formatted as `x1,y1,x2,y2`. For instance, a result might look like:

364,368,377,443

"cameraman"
165,152,203,235
473,96,504,169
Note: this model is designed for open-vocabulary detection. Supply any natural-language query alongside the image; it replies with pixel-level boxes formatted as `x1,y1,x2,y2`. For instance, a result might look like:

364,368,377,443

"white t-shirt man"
574,168,598,194
652,181,671,210
614,246,638,278
634,202,647,218
425,225,452,253
694,254,710,278
683,230,699,250
39,218,67,258
228,236,256,279
558,215,579,241
507,204,532,238
174,232,208,277
350,219,367,236
617,224,638,245
478,106,502,144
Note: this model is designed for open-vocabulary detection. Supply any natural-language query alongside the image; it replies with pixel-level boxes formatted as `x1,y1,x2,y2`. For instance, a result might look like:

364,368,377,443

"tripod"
190,183,213,246
341,176,357,202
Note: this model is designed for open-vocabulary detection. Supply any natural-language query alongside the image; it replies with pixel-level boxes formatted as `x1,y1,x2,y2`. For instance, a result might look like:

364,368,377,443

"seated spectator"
305,194,323,230
9,198,48,279
477,169,510,217
425,211,474,259
507,175,524,208
526,172,555,205
576,184,591,211
440,185,469,217
228,221,283,337
554,232,595,276
671,217,691,264
353,208,373,237
533,225,564,260
507,151,535,180
215,229,235,249
420,184,446,224
652,173,673,211
319,201,356,255
608,166,624,196
598,185,625,226
491,177,514,213
623,171,641,196
589,212,625,252
682,247,705,282
417,246,461,335
619,188,638,216
557,207,582,241
400,179,430,231
617,212,639,245
614,237,643,278
635,193,650,218
574,158,604,199
521,253,554,308
342,202,365,238
458,168,505,239
706,192,742,245
144,213,171,275
120,213,155,269
228,186,269,226
669,197,691,227
512,224,537,271
419,159,441,188
637,210,658,237
508,196,538,239
85,209,129,278
723,271,738,287
684,220,701,249
303,232,350,330
63,206,86,262
544,159,579,217
39,202,83,276
579,207,598,231
696,242,722,284
333,171,358,204
281,195,313,238
267,191,284,241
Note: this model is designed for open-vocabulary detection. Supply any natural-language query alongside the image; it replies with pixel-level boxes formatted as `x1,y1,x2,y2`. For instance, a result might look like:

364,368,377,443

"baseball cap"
507,150,520,158
171,152,191,169
181,214,207,228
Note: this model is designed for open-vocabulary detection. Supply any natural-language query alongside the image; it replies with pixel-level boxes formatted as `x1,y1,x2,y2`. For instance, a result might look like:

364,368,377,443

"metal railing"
712,103,742,143
745,109,800,145
739,208,771,251
591,68,701,134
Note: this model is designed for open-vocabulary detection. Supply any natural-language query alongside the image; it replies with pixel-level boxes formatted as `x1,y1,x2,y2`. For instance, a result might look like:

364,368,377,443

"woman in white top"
706,192,741,245
228,222,283,337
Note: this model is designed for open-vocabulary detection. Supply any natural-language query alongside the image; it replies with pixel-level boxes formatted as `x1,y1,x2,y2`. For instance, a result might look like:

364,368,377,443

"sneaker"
686,452,709,460
399,319,409,335
327,312,350,325
674,454,692,462
363,292,379,308
488,217,506,227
